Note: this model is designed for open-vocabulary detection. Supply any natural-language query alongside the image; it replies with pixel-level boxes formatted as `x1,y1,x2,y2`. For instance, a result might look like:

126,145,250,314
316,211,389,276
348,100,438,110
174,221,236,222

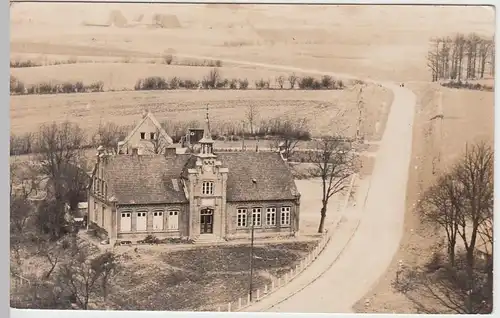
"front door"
200,208,213,234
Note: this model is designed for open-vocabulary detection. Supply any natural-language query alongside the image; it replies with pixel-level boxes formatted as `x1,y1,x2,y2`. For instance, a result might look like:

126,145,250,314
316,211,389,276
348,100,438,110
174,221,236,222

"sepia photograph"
9,2,495,314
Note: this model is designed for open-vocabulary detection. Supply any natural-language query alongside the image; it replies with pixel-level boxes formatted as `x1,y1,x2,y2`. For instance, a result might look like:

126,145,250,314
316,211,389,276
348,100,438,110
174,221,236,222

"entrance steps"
193,234,224,245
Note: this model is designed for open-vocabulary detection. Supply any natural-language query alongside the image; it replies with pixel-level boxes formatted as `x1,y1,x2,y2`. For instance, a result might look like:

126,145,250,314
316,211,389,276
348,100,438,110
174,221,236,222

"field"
10,86,393,141
353,83,494,313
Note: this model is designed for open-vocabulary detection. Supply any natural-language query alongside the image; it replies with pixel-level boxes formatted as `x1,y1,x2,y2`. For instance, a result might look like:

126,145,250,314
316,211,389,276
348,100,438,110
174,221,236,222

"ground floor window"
251,208,262,227
167,211,179,230
120,212,131,232
281,207,291,226
237,208,248,227
153,211,164,230
266,207,276,226
136,212,147,232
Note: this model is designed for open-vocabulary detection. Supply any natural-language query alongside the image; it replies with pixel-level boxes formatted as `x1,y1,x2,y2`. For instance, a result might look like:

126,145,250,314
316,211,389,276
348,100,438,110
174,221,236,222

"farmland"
10,85,393,141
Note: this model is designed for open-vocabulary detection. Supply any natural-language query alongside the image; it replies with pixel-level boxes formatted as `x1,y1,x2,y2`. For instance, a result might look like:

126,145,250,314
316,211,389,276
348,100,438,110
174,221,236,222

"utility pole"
248,179,257,301
356,87,364,140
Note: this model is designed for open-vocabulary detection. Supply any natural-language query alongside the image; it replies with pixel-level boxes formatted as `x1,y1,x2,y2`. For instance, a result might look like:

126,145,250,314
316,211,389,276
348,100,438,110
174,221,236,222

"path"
171,53,416,313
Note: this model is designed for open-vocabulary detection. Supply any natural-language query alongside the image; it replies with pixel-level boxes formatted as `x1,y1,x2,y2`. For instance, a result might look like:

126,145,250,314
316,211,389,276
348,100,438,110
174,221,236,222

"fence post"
290,268,294,278
238,297,242,309
264,284,268,294
284,273,288,283
247,293,251,304
217,306,221,312
271,280,275,291
227,302,231,312
256,289,260,300
296,264,299,273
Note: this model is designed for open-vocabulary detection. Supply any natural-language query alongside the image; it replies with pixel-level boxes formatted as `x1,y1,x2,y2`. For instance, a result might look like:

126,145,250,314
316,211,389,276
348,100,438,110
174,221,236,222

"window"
120,212,131,232
237,208,248,227
153,211,164,230
251,208,262,227
136,212,147,232
167,211,179,230
281,207,291,226
140,132,145,140
202,181,214,195
101,206,105,226
150,132,155,140
266,207,277,226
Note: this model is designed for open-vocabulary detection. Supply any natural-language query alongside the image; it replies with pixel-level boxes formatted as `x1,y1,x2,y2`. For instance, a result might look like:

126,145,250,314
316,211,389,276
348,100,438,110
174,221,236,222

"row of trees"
427,33,495,82
394,142,493,313
11,121,121,309
135,69,345,91
10,76,104,95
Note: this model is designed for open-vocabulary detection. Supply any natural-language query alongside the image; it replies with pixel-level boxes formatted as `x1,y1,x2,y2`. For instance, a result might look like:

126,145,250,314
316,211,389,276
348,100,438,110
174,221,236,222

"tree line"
393,142,493,314
427,33,495,82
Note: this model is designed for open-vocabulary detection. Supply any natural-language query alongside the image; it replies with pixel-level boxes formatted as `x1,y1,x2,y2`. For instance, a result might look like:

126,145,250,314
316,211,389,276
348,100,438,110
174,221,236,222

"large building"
87,111,301,244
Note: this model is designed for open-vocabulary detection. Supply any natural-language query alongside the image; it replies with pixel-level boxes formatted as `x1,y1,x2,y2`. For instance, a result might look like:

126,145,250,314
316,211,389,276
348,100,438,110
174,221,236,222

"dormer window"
150,132,155,140
140,132,145,140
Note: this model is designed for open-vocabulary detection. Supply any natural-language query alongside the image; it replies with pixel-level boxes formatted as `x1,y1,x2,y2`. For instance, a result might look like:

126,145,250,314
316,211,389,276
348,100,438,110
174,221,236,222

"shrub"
215,60,222,67
337,80,344,89
321,75,334,89
164,54,173,65
61,82,75,93
229,78,238,89
169,77,180,90
87,81,104,92
10,76,25,94
75,81,85,92
139,76,168,90
255,78,270,90
38,82,54,94
238,78,249,90
183,79,200,89
10,60,41,68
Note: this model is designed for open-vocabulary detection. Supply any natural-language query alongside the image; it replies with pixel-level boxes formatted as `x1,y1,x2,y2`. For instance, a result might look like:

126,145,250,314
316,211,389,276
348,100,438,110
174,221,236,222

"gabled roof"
121,111,173,146
104,154,191,204
217,152,300,202
100,151,299,205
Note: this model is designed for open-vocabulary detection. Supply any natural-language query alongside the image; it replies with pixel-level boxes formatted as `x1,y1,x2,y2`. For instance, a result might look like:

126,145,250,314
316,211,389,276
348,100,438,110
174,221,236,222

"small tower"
198,105,216,158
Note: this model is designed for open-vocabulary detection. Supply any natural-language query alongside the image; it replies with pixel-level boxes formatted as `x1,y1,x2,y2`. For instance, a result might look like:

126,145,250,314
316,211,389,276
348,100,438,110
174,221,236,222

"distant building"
117,110,174,155
87,111,301,244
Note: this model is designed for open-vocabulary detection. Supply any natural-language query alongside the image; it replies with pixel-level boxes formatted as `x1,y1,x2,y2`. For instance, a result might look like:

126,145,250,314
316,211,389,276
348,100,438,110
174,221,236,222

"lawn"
108,241,318,311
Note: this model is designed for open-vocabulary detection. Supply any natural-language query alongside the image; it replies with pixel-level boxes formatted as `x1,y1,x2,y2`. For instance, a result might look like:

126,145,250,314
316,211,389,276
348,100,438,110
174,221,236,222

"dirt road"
177,52,418,313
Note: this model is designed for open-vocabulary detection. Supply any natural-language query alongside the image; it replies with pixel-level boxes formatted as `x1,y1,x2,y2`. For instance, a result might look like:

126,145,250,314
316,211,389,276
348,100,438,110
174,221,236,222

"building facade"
87,112,301,244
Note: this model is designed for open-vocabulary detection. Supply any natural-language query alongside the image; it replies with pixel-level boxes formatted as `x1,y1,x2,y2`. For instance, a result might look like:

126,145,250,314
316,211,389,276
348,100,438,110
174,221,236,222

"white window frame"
237,208,248,227
266,207,277,226
136,211,147,232
167,210,179,231
152,211,164,231
202,181,214,195
251,208,262,227
281,207,291,226
120,212,132,232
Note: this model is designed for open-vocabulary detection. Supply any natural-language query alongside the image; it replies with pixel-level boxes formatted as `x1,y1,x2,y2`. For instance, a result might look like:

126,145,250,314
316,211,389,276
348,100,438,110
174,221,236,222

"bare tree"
148,127,171,154
245,104,259,135
288,73,298,89
267,117,310,160
418,174,461,266
35,122,88,238
275,75,285,89
202,68,221,89
93,122,129,152
309,137,358,233
56,244,119,310
394,141,493,314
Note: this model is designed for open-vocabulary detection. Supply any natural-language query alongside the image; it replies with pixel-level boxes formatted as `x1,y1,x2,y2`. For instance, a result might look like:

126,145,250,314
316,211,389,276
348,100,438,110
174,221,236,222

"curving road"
176,52,417,313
